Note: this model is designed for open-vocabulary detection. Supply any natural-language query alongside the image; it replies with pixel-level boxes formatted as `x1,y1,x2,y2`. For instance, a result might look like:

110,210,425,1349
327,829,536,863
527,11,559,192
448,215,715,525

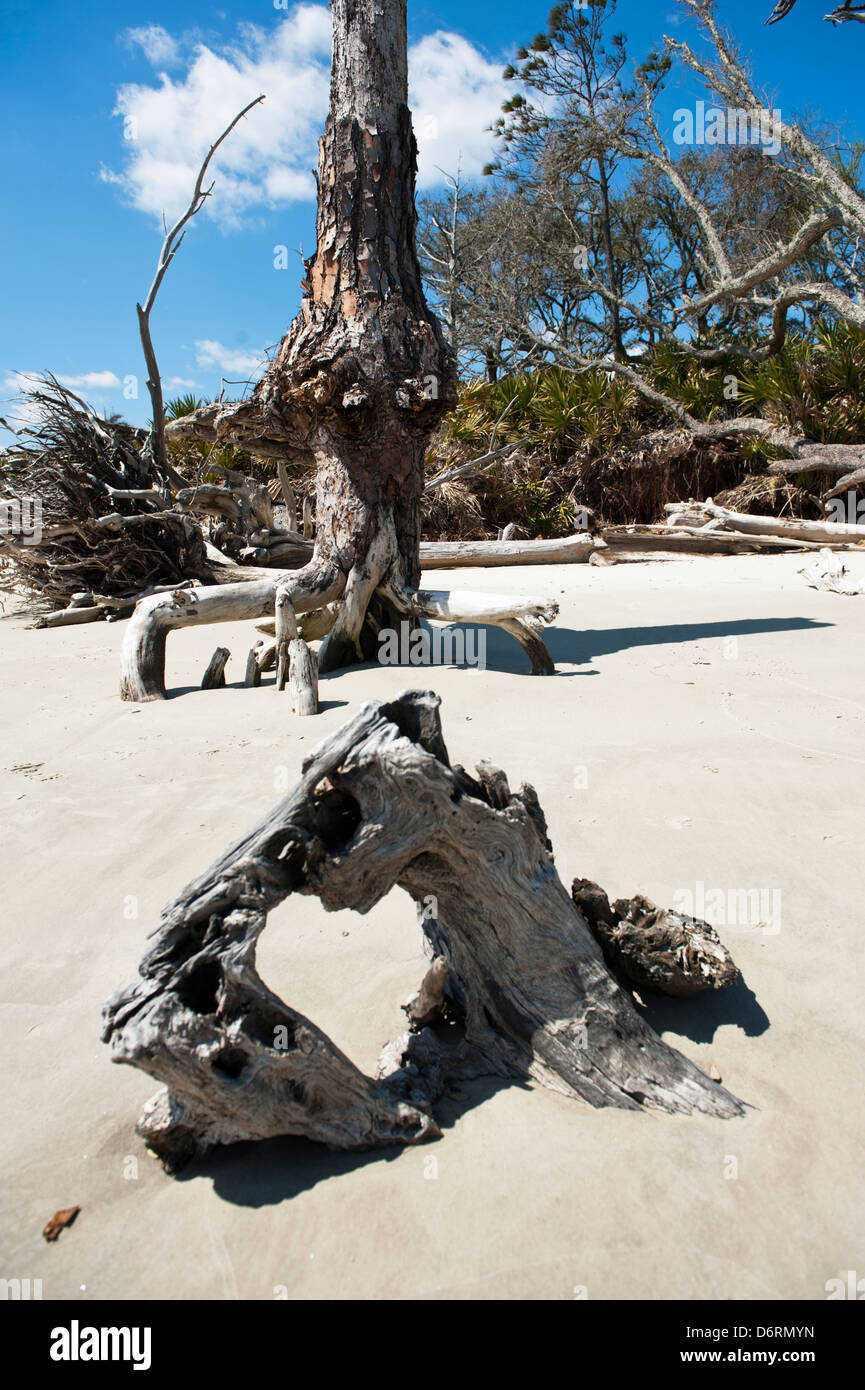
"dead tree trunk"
137,0,556,700
102,691,743,1171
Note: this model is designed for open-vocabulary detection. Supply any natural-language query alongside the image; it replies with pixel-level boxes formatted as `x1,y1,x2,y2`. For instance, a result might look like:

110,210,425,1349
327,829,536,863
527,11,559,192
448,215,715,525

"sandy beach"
1,550,863,1300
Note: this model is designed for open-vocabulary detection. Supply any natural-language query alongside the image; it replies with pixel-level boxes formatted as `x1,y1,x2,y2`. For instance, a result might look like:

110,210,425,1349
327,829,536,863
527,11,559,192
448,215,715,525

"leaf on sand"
42,1205,80,1242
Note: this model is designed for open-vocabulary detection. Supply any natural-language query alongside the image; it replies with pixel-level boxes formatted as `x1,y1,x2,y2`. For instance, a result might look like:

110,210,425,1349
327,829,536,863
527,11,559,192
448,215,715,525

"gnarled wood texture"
102,691,743,1171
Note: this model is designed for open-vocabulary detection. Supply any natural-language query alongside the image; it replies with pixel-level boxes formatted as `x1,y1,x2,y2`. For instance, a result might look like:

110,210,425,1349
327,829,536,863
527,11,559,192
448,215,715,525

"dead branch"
136,96,265,479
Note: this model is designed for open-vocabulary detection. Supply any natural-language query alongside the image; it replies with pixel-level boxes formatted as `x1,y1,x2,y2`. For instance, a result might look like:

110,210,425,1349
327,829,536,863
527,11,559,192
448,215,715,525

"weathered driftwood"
419,534,597,567
824,466,865,501
41,605,104,628
274,585,298,692
201,647,230,690
119,566,345,702
238,540,312,568
256,606,336,644
404,955,449,1028
288,640,319,715
605,525,828,555
571,879,739,998
799,548,865,595
228,533,599,569
102,692,743,1171
275,584,319,712
665,499,865,544
244,639,278,687
120,568,558,699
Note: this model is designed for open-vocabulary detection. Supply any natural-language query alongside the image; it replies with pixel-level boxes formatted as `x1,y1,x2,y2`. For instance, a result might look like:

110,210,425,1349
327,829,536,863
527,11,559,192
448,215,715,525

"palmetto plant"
432,320,865,531
165,393,203,420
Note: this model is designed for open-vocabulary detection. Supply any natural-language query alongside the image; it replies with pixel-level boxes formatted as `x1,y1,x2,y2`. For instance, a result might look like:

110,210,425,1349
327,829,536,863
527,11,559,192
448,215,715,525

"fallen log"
419,534,598,567
602,526,821,555
40,605,104,628
101,691,743,1170
254,533,600,569
665,499,865,544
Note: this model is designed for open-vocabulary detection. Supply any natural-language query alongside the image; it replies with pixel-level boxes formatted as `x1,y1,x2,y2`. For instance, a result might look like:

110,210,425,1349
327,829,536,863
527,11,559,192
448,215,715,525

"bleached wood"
120,563,345,702
419,534,597,567
665,499,865,543
102,692,743,1170
288,638,319,715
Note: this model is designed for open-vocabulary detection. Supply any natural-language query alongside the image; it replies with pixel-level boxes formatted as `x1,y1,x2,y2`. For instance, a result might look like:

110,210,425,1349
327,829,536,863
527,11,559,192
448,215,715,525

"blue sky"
1,0,862,434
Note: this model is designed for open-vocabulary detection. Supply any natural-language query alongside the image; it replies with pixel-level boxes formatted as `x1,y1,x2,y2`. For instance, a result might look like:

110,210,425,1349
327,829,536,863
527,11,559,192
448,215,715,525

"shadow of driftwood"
176,1076,513,1208
633,973,769,1044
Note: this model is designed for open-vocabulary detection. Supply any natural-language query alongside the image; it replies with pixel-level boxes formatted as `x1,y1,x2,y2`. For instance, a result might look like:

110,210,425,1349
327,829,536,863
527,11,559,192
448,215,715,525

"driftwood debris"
201,647,230,690
571,879,739,998
799,548,865,595
665,499,865,546
102,691,743,1172
275,583,319,713
419,534,596,567
119,569,559,700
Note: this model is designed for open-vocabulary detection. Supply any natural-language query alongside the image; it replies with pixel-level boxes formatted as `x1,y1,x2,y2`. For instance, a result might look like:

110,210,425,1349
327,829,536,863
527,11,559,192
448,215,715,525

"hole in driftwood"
243,1008,297,1051
211,1047,249,1081
311,783,362,850
257,889,427,1075
176,958,222,1015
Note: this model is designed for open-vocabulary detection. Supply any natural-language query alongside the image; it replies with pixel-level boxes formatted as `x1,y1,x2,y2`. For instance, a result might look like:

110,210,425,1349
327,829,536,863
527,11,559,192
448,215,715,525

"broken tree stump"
102,691,743,1172
571,878,739,998
275,583,319,713
288,638,319,716
201,646,230,690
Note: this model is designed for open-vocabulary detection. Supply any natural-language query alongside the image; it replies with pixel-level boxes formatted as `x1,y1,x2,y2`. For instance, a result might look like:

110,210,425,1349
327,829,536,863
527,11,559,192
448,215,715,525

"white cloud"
3,371,41,395
167,376,199,388
1,370,119,430
104,5,507,227
409,32,509,188
124,24,182,69
58,371,122,389
195,340,267,377
1,373,45,430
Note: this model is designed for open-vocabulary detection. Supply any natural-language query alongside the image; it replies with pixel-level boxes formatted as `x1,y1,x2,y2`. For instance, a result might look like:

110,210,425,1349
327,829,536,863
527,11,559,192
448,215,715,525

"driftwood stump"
201,646,230,690
102,692,743,1171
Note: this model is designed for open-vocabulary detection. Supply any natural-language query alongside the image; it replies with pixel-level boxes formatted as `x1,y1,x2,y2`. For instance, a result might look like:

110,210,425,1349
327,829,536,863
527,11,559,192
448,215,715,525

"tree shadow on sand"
544,615,831,668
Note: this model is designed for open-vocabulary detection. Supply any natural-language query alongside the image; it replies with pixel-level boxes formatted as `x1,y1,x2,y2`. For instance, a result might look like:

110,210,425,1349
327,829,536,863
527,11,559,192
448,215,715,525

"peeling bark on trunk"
199,0,455,662
102,691,743,1171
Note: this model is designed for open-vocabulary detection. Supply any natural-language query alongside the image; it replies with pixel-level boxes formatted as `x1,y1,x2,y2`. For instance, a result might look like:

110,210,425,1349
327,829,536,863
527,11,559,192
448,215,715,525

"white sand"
1,551,863,1300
